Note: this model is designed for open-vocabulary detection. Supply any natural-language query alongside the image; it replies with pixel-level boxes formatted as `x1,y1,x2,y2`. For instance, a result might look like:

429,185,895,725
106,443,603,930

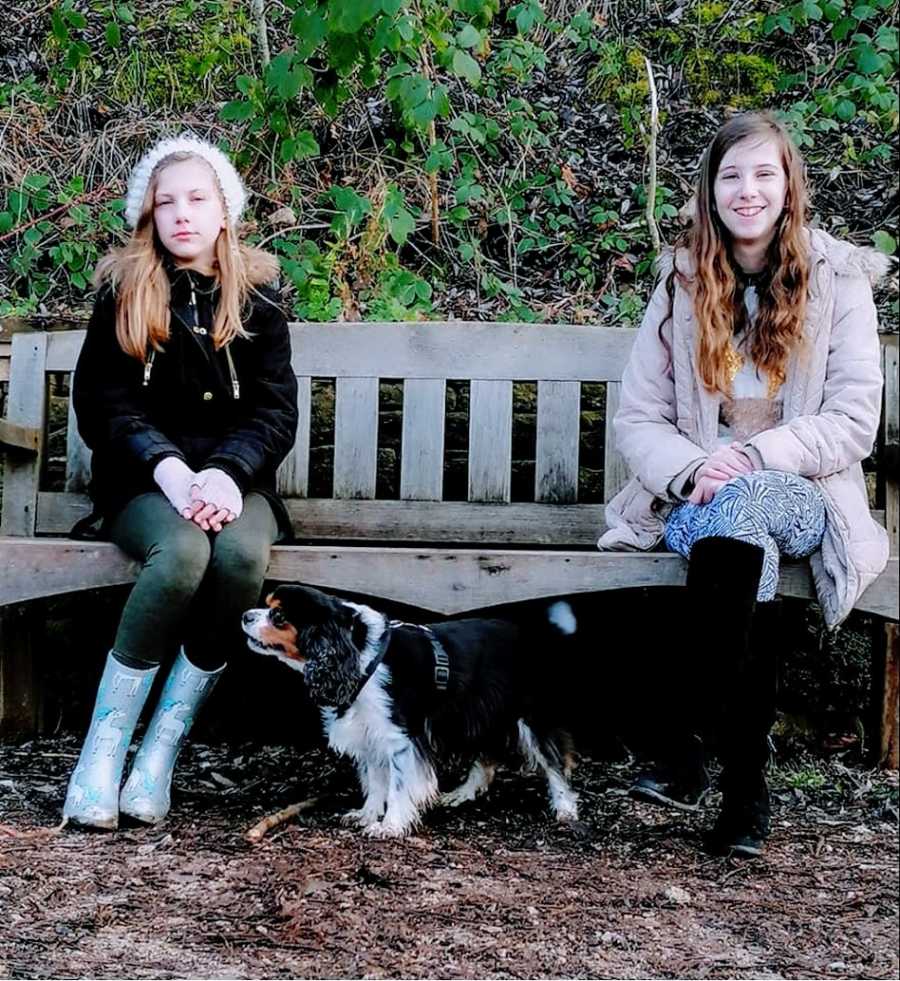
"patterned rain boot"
62,652,158,830
119,648,224,824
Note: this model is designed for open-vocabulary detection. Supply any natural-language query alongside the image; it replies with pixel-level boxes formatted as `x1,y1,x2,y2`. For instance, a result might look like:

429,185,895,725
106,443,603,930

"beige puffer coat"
598,228,891,628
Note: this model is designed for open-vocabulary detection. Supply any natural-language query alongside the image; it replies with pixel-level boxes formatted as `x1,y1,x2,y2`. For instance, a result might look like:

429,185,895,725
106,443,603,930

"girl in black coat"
63,134,298,830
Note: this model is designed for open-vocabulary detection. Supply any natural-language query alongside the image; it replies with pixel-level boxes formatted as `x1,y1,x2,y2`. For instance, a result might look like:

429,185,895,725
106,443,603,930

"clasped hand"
687,442,755,505
153,458,243,532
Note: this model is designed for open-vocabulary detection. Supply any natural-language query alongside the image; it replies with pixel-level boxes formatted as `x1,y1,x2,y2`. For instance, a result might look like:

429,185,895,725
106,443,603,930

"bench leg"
0,603,44,740
878,622,899,770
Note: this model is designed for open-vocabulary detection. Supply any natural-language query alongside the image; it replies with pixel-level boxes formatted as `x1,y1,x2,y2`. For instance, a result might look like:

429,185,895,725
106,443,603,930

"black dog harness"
340,621,451,712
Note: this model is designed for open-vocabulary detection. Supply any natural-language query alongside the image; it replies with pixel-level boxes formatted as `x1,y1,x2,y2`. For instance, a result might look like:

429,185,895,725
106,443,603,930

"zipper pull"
225,346,240,400
190,283,207,335
142,350,155,387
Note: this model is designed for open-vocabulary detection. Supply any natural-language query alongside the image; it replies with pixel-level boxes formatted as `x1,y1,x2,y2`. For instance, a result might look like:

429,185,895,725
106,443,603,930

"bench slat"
333,377,378,499
277,376,312,498
45,323,637,378
535,381,580,503
2,537,896,620
291,322,636,381
883,337,898,555
1,333,48,536
37,492,609,544
604,382,630,501
400,378,445,501
468,380,512,502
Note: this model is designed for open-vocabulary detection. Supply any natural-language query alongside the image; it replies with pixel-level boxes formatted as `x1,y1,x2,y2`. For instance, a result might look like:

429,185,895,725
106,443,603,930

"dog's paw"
343,807,386,828
553,799,580,823
341,809,368,827
440,787,476,808
362,819,411,839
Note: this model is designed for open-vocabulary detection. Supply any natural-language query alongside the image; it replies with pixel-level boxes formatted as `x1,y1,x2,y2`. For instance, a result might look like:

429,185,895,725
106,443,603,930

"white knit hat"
124,133,247,229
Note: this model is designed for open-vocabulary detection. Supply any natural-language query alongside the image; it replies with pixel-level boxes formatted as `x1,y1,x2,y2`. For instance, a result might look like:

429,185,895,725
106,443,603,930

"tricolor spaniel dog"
242,584,581,838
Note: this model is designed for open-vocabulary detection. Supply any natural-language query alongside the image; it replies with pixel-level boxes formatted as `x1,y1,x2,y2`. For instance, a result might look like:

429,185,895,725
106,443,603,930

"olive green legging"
107,491,279,671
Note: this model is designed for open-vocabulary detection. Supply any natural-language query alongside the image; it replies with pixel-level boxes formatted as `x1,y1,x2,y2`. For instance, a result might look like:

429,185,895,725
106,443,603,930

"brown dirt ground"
1,738,897,980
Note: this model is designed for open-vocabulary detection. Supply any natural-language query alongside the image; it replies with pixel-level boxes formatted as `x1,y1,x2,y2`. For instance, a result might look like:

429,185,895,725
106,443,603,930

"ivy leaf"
116,5,135,24
801,0,823,19
266,53,313,100
854,41,884,74
290,9,327,58
105,21,121,47
411,99,438,128
0,212,13,234
23,173,51,192
330,0,381,33
296,131,320,157
51,8,69,42
831,16,856,39
452,48,481,84
835,98,857,120
220,100,256,122
383,185,416,245
326,186,372,237
457,24,482,48
872,230,897,255
424,140,454,173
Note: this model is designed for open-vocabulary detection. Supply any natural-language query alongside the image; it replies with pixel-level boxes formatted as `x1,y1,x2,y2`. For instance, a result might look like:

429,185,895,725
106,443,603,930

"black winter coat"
73,267,299,537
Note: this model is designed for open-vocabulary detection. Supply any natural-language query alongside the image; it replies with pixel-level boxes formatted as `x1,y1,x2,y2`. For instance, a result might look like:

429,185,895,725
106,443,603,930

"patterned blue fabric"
665,471,826,602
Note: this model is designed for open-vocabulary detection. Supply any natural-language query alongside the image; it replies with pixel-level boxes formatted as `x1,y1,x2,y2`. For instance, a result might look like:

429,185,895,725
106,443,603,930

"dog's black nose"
241,611,253,624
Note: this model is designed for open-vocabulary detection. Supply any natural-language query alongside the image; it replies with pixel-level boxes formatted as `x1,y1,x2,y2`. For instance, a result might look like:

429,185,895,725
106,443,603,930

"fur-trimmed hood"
807,227,892,285
655,227,893,287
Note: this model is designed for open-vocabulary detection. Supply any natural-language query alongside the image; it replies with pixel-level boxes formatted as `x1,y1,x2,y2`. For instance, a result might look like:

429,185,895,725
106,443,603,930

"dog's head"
242,585,382,708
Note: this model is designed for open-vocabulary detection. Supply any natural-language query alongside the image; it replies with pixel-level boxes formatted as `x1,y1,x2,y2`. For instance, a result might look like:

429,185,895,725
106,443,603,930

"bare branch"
644,56,661,254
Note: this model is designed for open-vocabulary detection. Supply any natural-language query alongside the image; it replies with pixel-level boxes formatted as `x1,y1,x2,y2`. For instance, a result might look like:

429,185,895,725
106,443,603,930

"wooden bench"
1,322,898,763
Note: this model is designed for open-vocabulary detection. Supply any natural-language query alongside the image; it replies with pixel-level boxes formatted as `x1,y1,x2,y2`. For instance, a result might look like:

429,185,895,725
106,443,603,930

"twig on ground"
245,796,322,842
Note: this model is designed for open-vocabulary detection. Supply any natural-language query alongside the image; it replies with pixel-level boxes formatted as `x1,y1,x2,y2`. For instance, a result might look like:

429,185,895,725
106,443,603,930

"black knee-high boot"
709,597,780,857
630,537,767,825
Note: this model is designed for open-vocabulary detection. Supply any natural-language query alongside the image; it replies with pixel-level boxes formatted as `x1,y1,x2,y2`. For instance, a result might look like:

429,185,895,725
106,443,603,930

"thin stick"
0,186,111,245
644,56,661,254
251,0,271,71
245,796,322,842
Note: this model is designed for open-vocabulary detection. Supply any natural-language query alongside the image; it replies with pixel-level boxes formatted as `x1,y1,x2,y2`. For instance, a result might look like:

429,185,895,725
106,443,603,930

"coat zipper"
143,275,241,398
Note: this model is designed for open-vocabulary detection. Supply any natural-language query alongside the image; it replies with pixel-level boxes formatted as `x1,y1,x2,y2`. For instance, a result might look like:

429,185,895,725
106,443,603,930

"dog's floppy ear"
345,607,370,653
272,584,339,625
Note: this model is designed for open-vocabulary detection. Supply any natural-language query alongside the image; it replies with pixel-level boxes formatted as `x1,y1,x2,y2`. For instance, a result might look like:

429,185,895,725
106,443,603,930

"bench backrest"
2,322,636,545
2,323,898,554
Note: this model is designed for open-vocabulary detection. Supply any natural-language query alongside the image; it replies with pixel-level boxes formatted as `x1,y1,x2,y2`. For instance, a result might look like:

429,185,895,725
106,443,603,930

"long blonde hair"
669,112,810,395
93,151,277,361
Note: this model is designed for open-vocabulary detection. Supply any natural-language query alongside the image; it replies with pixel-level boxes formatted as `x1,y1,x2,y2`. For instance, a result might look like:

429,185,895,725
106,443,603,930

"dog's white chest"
321,670,401,762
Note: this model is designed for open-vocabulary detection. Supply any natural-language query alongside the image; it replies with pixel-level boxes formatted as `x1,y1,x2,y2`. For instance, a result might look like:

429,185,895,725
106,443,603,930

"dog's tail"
545,600,577,636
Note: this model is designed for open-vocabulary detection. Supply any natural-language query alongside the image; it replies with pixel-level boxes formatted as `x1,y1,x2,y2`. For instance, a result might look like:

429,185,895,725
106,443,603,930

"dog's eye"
270,608,286,628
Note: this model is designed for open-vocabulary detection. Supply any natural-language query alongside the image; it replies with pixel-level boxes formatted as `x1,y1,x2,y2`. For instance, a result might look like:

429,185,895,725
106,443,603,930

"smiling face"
151,156,226,270
713,137,787,255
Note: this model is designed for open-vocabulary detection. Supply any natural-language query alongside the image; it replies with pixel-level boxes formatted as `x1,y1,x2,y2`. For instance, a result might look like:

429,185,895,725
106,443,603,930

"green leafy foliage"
0,0,895,325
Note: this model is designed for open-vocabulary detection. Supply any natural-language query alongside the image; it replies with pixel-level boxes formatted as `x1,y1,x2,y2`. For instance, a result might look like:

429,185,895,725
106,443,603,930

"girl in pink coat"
600,112,890,857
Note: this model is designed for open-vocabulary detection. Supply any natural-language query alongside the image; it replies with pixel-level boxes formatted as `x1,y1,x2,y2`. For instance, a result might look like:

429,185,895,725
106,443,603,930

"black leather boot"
630,536,764,814
708,597,780,858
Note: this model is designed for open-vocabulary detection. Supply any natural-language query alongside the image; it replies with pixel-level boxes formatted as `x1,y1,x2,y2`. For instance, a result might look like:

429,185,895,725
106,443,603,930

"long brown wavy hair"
668,112,810,395
93,151,278,361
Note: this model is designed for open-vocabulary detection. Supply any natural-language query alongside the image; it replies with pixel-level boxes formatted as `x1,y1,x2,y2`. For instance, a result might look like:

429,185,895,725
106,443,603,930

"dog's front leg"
342,758,389,827
363,742,438,838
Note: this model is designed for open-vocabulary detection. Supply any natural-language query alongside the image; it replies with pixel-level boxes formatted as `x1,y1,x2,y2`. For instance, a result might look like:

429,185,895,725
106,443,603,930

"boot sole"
628,785,706,813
